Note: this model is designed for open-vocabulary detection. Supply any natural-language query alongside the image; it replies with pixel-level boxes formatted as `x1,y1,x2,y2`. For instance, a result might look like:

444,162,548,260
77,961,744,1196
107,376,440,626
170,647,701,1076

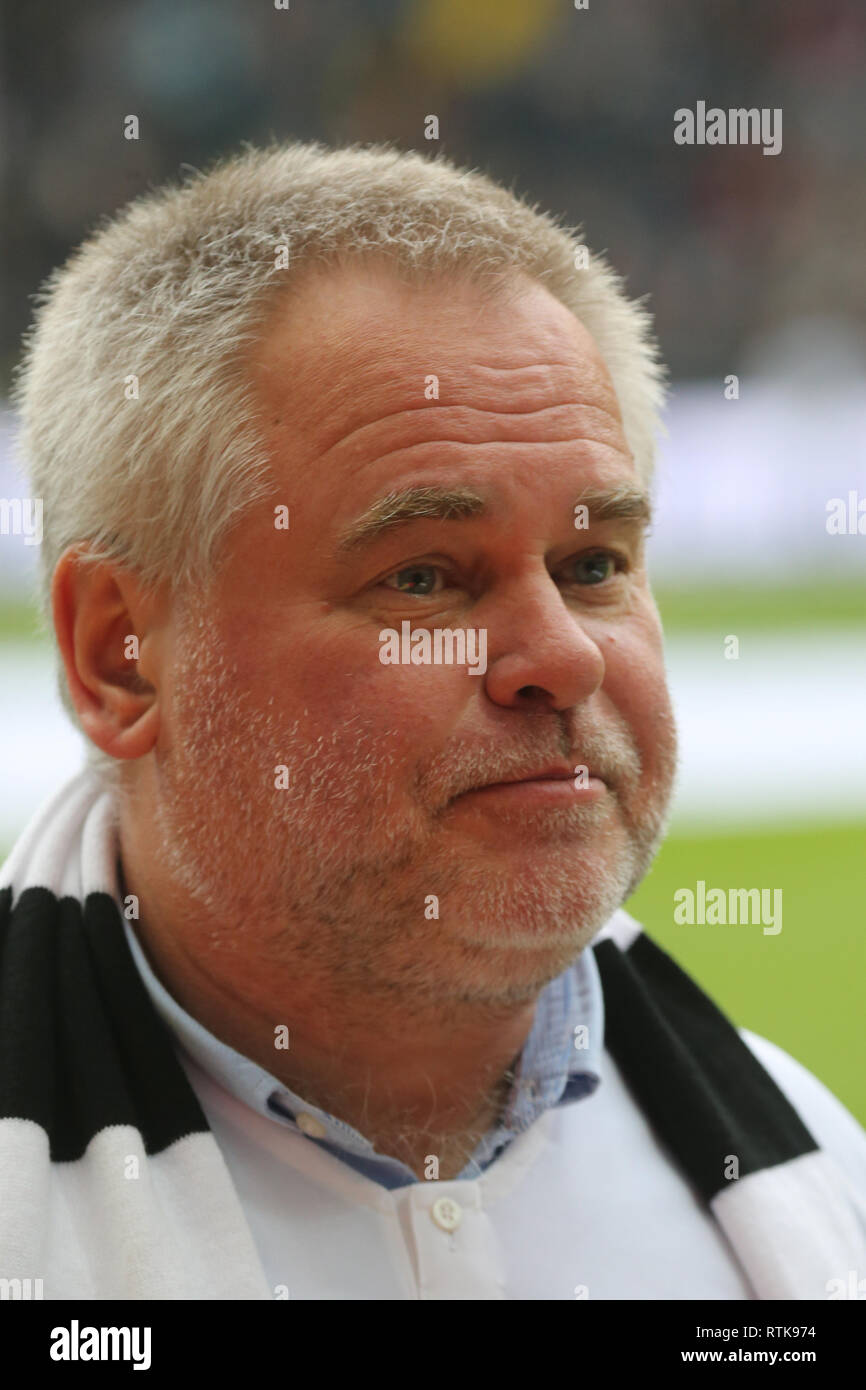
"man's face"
152,263,677,1008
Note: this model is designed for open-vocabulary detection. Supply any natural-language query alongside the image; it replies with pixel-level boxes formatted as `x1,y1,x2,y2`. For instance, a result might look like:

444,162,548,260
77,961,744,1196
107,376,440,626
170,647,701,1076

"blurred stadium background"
0,0,863,1118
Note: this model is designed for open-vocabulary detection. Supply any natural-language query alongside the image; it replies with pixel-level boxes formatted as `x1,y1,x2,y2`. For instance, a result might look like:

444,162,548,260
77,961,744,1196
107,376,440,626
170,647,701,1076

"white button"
296,1112,328,1140
431,1197,462,1233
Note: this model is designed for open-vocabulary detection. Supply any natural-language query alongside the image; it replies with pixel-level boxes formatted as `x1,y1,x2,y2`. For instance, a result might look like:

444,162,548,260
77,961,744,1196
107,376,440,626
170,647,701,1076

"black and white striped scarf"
1,770,863,1299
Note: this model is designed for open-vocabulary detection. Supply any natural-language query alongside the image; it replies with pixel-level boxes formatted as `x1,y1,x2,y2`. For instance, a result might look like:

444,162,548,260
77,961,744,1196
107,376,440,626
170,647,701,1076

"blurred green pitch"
626,822,865,1126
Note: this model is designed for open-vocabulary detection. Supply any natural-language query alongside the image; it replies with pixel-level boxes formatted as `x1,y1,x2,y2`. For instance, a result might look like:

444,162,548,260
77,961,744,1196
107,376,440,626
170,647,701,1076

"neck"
117,841,536,1181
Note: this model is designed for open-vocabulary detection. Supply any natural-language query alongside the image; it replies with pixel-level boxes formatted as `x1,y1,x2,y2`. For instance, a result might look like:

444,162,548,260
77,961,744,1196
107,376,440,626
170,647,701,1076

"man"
1,141,864,1300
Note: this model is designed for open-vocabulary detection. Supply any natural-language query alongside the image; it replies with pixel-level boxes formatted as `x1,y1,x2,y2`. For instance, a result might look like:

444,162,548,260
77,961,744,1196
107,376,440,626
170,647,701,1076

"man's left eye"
568,552,621,585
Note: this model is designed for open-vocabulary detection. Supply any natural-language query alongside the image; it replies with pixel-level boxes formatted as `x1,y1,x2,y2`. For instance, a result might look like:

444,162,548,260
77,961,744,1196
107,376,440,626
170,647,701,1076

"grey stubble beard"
149,609,678,1010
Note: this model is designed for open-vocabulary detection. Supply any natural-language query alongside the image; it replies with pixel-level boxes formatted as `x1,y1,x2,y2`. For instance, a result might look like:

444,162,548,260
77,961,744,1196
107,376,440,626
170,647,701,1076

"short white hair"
12,138,666,779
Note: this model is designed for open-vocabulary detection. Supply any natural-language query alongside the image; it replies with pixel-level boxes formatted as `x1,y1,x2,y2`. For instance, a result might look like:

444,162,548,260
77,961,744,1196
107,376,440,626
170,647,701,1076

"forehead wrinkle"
295,361,610,437
256,321,623,451
319,398,626,466
252,276,629,493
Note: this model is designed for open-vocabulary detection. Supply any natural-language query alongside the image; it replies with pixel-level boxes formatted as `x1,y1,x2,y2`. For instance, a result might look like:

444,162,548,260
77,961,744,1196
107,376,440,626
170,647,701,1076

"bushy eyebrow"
335,481,651,554
335,485,486,552
575,484,653,526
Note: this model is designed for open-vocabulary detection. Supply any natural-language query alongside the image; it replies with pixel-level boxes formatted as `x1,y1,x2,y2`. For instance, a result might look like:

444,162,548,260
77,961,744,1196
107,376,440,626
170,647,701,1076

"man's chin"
440,847,636,951
424,929,603,1009
444,806,632,874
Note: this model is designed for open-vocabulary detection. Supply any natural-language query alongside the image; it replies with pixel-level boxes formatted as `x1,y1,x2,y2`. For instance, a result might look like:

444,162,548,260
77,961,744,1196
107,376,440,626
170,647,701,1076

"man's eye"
568,552,623,586
378,552,626,597
381,563,447,597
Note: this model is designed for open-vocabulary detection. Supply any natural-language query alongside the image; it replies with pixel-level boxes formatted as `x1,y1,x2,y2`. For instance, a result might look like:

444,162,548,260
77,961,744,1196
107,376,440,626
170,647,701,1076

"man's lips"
453,764,608,803
492,764,582,786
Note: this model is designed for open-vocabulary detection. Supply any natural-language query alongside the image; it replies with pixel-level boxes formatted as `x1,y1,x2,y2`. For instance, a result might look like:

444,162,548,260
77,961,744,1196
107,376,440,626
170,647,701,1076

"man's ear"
51,546,168,761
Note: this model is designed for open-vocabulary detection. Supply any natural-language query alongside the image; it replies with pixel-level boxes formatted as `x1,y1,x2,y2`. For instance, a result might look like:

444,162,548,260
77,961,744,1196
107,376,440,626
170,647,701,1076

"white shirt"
121,915,866,1300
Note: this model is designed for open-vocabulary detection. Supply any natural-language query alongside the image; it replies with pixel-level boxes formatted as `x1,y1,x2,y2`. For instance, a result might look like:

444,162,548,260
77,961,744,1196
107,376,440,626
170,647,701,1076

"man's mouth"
453,763,608,807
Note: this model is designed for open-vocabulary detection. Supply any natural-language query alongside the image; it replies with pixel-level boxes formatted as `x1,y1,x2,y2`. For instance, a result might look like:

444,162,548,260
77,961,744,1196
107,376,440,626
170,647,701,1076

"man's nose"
479,574,606,712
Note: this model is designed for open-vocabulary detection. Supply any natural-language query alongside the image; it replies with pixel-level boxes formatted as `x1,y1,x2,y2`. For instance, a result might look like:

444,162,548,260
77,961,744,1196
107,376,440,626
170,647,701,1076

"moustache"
421,722,642,811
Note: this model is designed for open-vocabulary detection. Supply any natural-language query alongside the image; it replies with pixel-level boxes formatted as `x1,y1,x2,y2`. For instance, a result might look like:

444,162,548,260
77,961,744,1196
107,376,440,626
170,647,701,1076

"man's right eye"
380,563,452,597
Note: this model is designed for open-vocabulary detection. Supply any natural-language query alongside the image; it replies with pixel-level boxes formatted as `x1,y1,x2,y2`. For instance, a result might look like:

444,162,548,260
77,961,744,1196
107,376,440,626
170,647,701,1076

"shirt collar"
120,909,604,1177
